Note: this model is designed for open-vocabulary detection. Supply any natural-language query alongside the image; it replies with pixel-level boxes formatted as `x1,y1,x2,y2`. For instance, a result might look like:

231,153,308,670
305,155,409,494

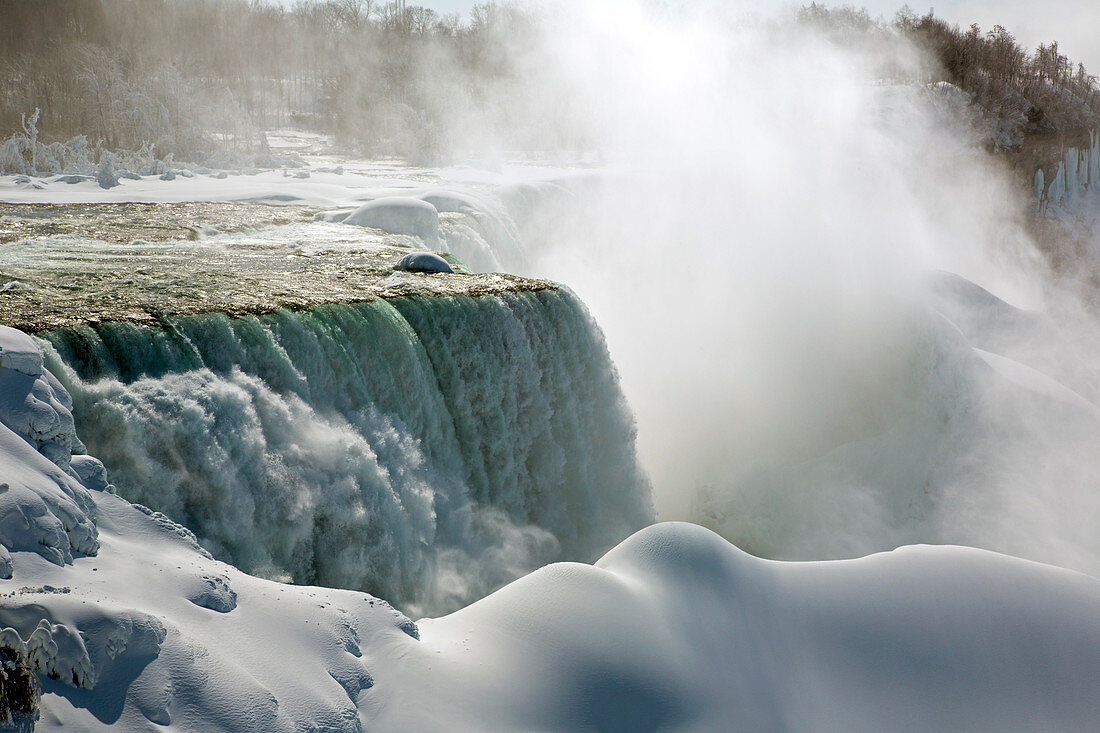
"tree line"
0,0,553,164
799,3,1100,147
4,0,1099,168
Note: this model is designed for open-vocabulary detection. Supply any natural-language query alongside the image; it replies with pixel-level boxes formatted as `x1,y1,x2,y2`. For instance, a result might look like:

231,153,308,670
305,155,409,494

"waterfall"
40,290,653,616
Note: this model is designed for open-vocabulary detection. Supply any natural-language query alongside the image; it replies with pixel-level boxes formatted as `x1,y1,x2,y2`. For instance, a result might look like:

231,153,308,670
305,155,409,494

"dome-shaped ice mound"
395,252,454,274
344,197,440,246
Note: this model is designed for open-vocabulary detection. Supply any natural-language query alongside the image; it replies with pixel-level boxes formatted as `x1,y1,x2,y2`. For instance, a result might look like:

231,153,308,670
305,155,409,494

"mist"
477,1,1100,574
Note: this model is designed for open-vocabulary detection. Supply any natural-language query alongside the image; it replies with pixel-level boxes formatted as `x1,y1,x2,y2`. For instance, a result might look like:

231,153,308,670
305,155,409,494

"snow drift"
5,492,1100,732
377,522,1100,732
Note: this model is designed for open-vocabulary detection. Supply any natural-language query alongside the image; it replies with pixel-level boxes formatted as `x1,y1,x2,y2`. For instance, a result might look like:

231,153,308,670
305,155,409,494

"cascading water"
40,289,654,616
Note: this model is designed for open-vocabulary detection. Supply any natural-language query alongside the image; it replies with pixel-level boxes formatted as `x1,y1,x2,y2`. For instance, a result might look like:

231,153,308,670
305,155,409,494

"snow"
5,504,1100,731
3,488,418,731
0,160,581,210
0,326,44,377
371,522,1100,732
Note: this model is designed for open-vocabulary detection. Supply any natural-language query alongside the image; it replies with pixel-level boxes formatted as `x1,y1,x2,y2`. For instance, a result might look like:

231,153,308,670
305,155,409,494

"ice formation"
342,197,441,248
0,328,98,571
395,251,453,273
1042,131,1100,206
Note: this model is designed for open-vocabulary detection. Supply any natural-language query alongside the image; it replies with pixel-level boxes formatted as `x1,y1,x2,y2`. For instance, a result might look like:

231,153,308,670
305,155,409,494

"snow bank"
3,506,1099,732
1,489,419,732
373,522,1100,732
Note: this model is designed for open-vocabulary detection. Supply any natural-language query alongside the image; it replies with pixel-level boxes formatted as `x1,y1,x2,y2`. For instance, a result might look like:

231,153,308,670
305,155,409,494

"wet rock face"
0,635,40,733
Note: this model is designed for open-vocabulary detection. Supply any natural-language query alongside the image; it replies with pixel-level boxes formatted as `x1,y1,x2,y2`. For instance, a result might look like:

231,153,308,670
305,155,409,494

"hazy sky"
266,0,1100,69
401,0,1100,69
861,0,1100,69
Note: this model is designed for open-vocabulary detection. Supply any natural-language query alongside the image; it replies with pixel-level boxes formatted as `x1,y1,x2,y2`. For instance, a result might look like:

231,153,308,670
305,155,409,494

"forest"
2,0,1100,173
800,4,1100,150
0,0,558,168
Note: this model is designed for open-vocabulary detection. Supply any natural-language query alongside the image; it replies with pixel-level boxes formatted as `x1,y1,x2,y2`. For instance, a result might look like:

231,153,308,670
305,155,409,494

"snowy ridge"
374,522,1100,732
39,290,653,615
0,327,99,574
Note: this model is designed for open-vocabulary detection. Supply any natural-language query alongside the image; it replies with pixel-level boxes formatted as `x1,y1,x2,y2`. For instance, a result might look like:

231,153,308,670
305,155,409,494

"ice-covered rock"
395,252,453,273
187,574,238,613
95,154,119,190
344,197,440,247
67,454,110,492
0,330,83,470
0,327,99,568
421,188,526,271
0,326,44,377
0,425,99,566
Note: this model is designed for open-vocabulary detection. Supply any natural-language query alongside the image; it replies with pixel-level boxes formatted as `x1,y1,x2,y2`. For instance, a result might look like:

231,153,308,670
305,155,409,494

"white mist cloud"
496,0,1100,574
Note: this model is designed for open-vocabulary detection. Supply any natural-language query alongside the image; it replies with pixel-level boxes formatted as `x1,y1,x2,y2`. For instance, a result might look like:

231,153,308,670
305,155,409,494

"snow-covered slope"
8,501,1100,731
0,326,98,576
378,522,1100,732
3,487,421,732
